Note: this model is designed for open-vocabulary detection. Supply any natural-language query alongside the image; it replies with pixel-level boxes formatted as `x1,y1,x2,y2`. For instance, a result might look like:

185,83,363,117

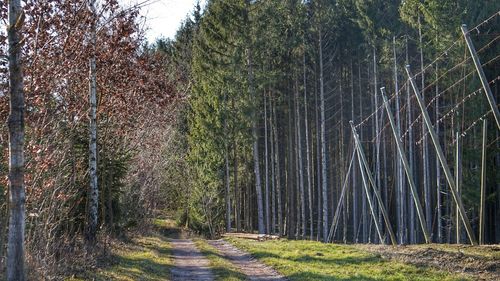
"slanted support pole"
461,24,500,130
351,122,397,246
381,88,431,243
352,132,385,244
328,147,356,243
405,65,478,245
479,119,488,245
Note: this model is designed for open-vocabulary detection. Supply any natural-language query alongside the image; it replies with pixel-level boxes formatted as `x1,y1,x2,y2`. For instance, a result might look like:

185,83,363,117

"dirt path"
170,239,215,281
208,239,288,281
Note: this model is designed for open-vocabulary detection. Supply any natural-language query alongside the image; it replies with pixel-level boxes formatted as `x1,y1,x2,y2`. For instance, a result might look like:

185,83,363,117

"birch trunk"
7,0,26,278
85,0,99,247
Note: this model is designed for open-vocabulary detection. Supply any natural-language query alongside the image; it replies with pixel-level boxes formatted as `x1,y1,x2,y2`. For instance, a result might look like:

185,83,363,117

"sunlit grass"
226,238,470,281
67,234,172,281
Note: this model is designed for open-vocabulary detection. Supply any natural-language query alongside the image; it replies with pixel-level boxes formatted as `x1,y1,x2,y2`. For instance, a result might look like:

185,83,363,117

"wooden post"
351,122,397,246
381,88,431,243
353,134,385,244
461,24,500,130
480,119,488,245
405,65,478,245
328,147,356,242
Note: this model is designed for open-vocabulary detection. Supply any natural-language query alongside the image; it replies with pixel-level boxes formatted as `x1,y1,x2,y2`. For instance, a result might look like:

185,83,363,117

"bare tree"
85,0,99,247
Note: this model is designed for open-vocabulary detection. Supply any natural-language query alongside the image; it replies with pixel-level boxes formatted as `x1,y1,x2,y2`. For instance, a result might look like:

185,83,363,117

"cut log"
222,233,281,241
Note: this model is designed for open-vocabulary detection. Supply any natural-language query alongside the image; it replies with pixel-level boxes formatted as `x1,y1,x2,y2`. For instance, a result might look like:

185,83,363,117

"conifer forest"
0,0,500,280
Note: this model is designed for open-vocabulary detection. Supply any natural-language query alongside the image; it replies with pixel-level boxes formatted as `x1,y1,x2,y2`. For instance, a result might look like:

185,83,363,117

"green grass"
67,234,172,281
226,238,470,281
194,239,246,281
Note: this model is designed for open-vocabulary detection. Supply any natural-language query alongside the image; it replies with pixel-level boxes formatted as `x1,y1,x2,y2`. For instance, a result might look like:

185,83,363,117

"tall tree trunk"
315,73,322,241
319,28,329,242
419,15,432,241
393,37,405,244
435,62,442,243
270,94,277,234
304,52,313,240
85,0,99,247
373,47,382,244
359,63,367,243
295,78,306,237
273,97,283,235
234,139,240,232
248,51,264,234
264,93,270,234
351,60,358,243
287,90,295,238
224,107,231,232
7,0,26,278
406,35,415,244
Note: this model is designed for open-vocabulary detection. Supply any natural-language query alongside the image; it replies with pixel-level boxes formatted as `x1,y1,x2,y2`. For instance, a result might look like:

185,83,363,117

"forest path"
170,238,215,281
208,239,288,281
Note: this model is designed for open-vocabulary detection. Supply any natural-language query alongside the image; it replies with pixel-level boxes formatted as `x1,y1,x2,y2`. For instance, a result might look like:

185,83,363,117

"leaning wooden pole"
381,88,431,243
328,147,356,243
351,122,397,246
405,65,478,245
461,24,500,130
352,131,385,244
479,119,488,245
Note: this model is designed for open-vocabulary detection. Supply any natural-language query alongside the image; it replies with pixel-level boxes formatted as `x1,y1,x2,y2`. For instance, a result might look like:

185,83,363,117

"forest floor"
66,221,499,280
359,243,500,280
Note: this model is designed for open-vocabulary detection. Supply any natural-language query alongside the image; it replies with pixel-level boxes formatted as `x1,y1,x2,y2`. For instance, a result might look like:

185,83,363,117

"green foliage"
187,0,253,238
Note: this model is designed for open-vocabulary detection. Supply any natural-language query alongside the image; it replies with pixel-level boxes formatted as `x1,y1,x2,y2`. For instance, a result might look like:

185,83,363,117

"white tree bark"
86,0,99,246
7,0,26,279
